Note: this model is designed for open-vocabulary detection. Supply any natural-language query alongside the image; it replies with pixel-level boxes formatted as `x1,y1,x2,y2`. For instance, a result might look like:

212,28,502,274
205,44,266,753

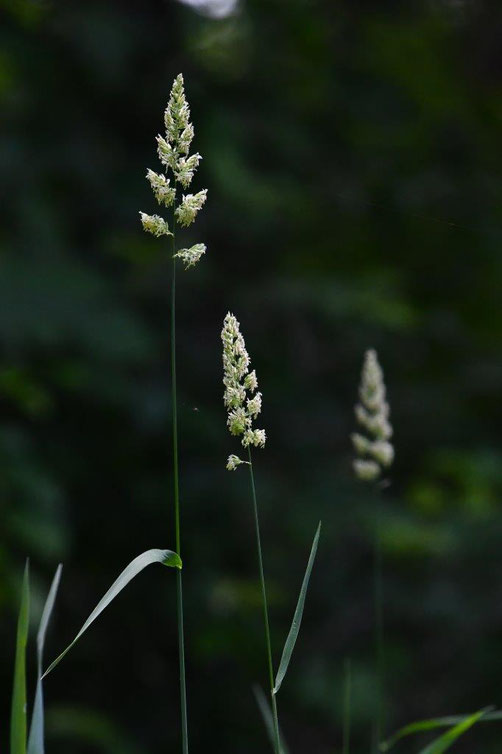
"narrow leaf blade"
43,548,181,678
273,522,321,695
418,708,492,754
11,560,30,754
381,717,467,751
381,709,502,751
253,686,290,754
27,564,63,754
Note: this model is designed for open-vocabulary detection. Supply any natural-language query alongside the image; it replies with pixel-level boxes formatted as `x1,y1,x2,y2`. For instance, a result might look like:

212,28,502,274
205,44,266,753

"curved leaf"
27,564,63,754
418,707,492,754
43,549,181,678
273,522,321,695
11,560,30,754
381,708,502,751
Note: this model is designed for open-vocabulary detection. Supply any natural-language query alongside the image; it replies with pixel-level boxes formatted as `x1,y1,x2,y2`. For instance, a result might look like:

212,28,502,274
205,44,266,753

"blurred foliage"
1,0,502,752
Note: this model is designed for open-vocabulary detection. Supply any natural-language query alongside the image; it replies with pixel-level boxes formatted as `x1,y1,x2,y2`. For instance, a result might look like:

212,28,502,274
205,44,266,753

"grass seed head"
222,313,266,465
352,349,394,481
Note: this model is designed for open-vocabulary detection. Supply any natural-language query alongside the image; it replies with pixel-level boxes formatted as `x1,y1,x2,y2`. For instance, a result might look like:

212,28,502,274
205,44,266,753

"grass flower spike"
352,349,394,752
221,311,280,753
221,312,321,754
140,73,207,270
222,312,266,459
352,349,394,482
138,72,209,754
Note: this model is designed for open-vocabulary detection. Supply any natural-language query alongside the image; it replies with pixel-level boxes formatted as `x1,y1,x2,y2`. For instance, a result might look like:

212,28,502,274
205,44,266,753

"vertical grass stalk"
374,515,384,752
247,447,281,754
351,349,393,752
141,74,208,754
170,208,189,754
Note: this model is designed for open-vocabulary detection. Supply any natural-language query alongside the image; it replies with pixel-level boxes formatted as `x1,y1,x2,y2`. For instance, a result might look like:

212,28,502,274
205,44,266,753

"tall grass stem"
247,447,281,754
171,205,189,754
374,510,384,752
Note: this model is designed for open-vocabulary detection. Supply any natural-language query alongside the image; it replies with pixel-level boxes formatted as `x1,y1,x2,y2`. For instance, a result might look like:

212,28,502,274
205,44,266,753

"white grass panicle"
138,72,208,754
140,73,207,268
221,312,265,470
352,349,394,482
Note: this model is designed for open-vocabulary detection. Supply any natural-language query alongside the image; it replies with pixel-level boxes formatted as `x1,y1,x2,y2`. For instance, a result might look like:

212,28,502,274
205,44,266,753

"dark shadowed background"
1,0,502,752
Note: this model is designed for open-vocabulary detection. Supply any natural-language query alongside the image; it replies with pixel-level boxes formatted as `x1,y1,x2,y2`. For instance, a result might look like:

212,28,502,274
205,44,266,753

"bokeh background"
1,0,502,752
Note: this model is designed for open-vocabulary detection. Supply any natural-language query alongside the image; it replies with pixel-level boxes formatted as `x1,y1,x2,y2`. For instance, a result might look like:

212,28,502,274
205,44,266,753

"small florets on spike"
146,169,176,207
244,370,258,391
352,349,394,482
246,392,262,418
174,243,206,269
353,459,381,482
175,153,202,189
226,454,249,471
156,135,176,171
222,313,266,466
243,428,266,448
164,74,193,152
175,190,207,227
139,212,172,237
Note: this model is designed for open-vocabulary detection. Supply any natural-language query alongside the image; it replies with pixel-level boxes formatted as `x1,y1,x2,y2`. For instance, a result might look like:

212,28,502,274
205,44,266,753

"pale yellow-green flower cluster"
352,349,394,482
139,73,207,269
226,454,250,471
222,313,266,470
176,190,207,227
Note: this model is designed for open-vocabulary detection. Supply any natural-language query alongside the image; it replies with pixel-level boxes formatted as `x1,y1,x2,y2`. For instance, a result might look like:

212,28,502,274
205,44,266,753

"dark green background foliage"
1,0,502,751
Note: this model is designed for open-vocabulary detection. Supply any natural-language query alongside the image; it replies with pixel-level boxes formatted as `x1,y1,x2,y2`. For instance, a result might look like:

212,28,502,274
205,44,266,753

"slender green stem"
374,509,384,753
342,658,352,754
247,446,281,754
170,199,189,754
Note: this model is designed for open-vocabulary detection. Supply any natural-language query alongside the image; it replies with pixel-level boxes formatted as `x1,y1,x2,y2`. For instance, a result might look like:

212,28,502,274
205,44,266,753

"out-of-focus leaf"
11,560,30,754
253,685,290,754
381,708,502,751
418,708,492,753
27,564,63,754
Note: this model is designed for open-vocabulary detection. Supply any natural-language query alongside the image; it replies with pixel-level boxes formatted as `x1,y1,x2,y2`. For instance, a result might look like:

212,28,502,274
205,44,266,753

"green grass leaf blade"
417,708,492,754
43,548,181,678
273,522,321,695
11,560,30,754
253,686,290,754
381,708,502,751
27,564,63,754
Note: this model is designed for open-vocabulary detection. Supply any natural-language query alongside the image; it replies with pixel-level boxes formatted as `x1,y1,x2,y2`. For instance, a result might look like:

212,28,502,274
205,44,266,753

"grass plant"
222,312,320,753
140,73,208,754
10,562,61,754
352,349,394,750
